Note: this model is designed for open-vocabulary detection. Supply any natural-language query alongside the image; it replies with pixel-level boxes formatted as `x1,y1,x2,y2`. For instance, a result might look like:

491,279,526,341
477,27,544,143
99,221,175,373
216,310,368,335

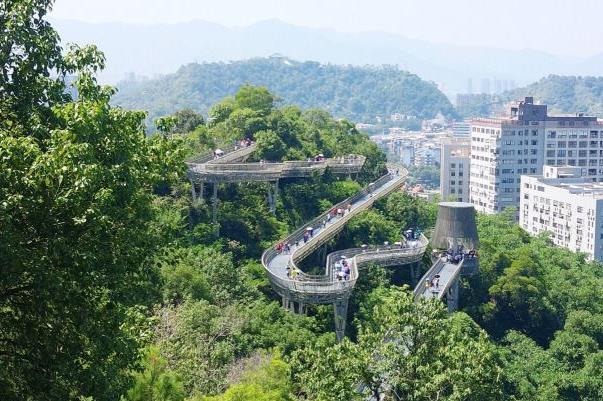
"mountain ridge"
52,18,603,95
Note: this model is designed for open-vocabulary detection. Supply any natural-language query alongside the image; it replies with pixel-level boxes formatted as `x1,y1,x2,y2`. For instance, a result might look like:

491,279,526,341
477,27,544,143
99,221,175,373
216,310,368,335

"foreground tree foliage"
1,1,182,399
291,288,503,401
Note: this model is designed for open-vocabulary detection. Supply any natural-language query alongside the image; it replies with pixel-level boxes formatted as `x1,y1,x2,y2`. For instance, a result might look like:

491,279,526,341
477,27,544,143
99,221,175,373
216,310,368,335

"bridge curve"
187,143,366,183
261,168,430,339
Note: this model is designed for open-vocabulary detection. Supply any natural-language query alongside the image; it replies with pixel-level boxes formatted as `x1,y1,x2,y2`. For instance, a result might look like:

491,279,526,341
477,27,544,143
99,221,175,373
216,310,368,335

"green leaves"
292,288,504,401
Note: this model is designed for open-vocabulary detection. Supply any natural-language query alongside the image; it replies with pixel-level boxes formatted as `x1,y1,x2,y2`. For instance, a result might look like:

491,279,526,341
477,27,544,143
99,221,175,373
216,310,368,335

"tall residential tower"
470,97,602,214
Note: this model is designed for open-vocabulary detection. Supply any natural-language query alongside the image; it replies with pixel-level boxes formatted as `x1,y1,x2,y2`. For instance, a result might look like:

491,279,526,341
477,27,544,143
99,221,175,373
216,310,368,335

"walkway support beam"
334,298,349,342
447,279,460,312
212,183,219,237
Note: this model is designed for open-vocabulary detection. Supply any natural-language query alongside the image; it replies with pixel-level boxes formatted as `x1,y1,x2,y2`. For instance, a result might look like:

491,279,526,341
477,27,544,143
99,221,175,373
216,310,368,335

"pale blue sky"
50,0,603,57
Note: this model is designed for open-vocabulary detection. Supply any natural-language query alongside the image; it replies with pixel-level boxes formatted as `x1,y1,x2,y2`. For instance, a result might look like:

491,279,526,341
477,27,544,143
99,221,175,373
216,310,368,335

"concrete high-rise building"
494,79,502,94
470,97,602,214
466,78,473,94
480,78,490,94
441,138,471,202
520,166,603,261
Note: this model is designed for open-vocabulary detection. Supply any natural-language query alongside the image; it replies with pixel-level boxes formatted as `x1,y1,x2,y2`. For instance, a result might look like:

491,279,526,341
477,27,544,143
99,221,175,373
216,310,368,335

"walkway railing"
186,144,366,183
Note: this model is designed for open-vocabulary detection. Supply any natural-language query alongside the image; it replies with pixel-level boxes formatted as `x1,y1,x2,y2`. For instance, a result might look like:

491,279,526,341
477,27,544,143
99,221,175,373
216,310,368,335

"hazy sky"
50,0,602,58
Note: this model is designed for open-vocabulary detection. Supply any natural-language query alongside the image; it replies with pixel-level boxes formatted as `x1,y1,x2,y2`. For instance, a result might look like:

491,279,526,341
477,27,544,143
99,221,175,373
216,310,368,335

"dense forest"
112,57,458,127
458,75,603,119
2,3,603,400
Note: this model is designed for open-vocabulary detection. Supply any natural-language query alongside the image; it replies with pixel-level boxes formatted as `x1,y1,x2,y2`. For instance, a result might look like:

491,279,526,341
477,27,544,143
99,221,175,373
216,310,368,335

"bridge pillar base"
447,279,460,312
334,298,349,342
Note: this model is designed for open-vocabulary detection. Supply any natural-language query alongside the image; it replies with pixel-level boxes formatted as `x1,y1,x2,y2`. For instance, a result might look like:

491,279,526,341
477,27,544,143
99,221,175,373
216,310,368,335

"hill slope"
113,57,457,124
505,75,603,116
457,75,603,119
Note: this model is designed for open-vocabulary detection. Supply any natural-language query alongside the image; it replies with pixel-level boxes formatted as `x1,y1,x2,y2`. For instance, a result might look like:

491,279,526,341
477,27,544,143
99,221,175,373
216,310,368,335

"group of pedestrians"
334,256,351,281
275,242,291,254
425,275,441,294
442,245,478,264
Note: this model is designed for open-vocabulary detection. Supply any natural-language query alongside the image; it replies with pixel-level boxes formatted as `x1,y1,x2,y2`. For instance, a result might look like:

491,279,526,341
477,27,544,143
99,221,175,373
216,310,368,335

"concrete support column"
282,296,290,311
211,183,219,237
410,261,420,287
190,179,197,200
298,303,306,315
447,279,460,312
199,182,204,199
334,297,349,342
318,244,327,265
267,180,279,214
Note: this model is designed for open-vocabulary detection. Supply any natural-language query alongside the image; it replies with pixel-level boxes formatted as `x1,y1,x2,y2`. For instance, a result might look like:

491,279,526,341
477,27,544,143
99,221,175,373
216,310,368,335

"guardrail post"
447,279,460,312
334,297,349,342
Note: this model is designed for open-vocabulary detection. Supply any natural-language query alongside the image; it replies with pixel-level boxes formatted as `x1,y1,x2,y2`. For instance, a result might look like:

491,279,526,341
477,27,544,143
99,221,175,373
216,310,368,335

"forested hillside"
505,75,603,116
113,57,458,126
459,75,603,119
3,4,603,401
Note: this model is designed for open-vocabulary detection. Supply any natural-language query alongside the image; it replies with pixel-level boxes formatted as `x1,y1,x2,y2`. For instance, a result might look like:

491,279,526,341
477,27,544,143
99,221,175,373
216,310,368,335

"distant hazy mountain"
51,18,603,96
112,57,457,126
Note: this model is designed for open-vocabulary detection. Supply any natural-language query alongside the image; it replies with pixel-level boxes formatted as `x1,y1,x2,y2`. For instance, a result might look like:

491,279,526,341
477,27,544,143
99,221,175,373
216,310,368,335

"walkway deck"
261,170,418,304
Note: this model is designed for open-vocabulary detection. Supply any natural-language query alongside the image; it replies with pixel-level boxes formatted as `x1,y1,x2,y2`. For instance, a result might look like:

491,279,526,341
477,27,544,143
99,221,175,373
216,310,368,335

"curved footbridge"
261,169,426,340
186,143,366,234
263,194,480,340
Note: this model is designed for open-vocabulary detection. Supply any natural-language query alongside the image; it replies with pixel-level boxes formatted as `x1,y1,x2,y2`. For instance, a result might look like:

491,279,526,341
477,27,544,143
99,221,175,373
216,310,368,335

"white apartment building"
470,97,603,214
520,166,603,261
440,138,471,202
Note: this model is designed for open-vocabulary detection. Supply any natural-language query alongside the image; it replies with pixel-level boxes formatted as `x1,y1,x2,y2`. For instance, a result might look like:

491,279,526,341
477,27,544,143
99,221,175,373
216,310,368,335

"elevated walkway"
186,144,368,234
261,168,428,339
187,143,366,183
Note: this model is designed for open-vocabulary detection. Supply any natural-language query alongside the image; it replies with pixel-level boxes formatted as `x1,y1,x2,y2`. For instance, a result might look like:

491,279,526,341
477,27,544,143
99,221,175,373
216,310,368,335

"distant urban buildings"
440,138,471,202
520,166,603,261
451,122,471,137
464,77,516,95
470,97,602,214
